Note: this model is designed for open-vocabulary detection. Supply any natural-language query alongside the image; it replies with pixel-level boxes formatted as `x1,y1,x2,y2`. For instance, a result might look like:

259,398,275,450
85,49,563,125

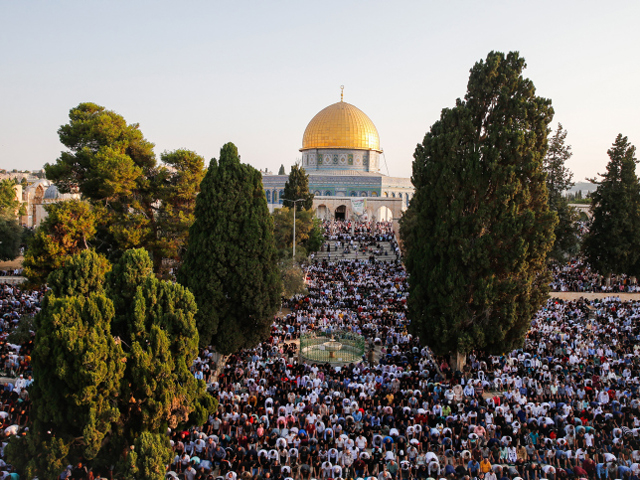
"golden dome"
301,100,382,152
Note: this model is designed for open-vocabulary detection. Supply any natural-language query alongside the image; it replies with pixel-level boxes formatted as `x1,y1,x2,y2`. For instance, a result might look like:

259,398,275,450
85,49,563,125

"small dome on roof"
43,184,60,200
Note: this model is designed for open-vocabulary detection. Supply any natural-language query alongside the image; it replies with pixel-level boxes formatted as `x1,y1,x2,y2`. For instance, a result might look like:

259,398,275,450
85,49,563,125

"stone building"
18,180,80,228
262,91,413,227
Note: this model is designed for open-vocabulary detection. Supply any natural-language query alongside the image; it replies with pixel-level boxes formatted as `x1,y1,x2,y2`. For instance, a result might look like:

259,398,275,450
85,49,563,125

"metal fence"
299,330,365,364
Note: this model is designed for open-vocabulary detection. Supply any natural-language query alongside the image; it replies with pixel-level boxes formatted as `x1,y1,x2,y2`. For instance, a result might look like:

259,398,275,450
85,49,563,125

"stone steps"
313,241,400,262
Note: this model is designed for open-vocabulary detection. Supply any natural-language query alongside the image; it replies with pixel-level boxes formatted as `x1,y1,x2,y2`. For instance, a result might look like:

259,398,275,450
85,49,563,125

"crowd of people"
0,282,39,478
5,222,640,480
0,269,22,278
320,221,401,261
549,259,639,293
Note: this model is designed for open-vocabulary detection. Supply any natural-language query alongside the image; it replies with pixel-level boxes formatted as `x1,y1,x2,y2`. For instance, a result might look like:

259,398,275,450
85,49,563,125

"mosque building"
263,89,413,225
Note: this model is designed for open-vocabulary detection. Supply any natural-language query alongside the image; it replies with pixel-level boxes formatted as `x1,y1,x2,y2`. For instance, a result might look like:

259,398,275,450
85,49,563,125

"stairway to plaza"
312,240,400,263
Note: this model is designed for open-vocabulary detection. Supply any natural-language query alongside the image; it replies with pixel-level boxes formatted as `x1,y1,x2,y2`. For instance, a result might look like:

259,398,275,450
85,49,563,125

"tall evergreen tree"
8,248,215,478
178,143,281,354
401,51,556,367
278,164,286,175
106,249,214,443
152,149,206,274
282,165,314,210
11,251,126,471
583,134,640,276
45,103,157,261
42,103,205,273
0,218,22,261
544,123,580,260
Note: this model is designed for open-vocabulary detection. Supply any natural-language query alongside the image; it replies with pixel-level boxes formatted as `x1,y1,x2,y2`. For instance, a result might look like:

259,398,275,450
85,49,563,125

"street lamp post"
288,198,307,260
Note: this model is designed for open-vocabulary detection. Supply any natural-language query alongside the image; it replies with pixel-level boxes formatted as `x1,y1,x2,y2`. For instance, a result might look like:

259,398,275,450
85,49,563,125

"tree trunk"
211,353,230,383
451,351,467,372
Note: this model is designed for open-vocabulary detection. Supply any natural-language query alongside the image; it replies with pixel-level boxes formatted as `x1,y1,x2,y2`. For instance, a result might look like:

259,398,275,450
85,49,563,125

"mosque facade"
263,92,413,225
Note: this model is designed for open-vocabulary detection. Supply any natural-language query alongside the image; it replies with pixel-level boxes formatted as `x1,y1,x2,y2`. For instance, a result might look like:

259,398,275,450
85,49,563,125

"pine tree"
45,103,157,261
282,165,314,210
544,123,579,260
152,149,206,274
178,143,281,354
401,51,556,368
43,103,205,271
584,134,640,276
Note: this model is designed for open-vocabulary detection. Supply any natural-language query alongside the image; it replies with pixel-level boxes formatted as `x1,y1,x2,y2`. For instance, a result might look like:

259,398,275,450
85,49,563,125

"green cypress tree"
178,143,281,354
44,103,205,271
107,249,214,441
278,164,286,175
8,248,215,478
0,218,22,261
29,293,125,460
282,164,314,210
47,249,111,297
544,123,580,261
583,134,640,276
121,432,173,480
401,51,556,368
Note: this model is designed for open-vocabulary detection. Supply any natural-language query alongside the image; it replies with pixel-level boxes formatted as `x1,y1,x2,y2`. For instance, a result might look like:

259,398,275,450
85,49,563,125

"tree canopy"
544,123,580,261
22,200,97,286
7,248,215,478
39,102,205,277
178,143,281,354
401,51,556,365
282,165,314,210
583,134,640,276
0,178,22,219
0,179,25,261
0,218,23,261
272,206,322,260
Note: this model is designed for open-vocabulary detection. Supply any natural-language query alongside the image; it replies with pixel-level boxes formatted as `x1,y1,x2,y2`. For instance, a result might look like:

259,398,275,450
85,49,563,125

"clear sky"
1,1,638,183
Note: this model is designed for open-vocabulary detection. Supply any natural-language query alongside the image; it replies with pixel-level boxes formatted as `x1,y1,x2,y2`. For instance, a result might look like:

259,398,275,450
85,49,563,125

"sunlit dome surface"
301,100,382,152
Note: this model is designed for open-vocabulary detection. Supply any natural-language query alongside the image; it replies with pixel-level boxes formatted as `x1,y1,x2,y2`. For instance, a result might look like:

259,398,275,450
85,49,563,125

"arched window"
360,191,367,197
324,191,332,196
279,190,284,204
266,190,271,203
314,190,321,196
350,191,357,197
273,190,278,204
391,192,396,198
370,191,378,197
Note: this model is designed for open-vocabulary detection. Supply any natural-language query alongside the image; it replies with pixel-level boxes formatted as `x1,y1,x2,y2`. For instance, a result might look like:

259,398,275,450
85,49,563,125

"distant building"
18,180,80,228
262,91,413,227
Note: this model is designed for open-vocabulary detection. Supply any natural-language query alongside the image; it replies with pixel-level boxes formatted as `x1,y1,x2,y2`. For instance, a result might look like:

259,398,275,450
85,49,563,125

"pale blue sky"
1,1,638,182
